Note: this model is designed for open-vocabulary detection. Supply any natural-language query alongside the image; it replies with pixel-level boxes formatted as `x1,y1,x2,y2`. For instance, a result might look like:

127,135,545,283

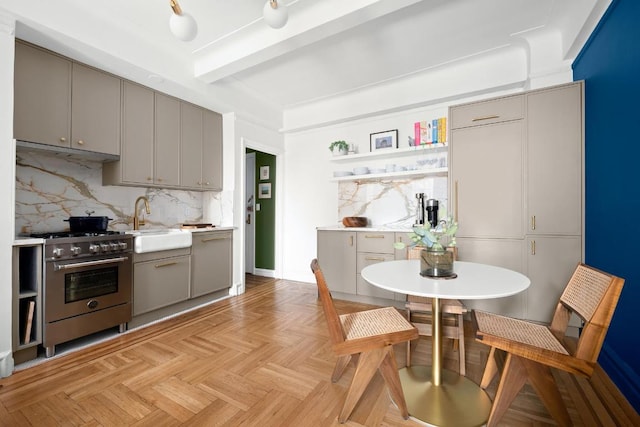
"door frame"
241,137,283,279
245,151,256,274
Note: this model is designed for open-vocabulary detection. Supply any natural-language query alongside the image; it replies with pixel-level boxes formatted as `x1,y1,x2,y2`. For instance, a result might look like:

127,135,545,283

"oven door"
44,254,132,322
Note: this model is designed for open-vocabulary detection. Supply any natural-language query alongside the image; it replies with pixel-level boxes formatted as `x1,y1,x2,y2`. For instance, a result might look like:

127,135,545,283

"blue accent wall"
573,0,640,411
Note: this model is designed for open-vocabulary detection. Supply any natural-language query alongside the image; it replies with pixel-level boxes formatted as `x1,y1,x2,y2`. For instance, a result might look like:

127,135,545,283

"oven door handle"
54,256,129,271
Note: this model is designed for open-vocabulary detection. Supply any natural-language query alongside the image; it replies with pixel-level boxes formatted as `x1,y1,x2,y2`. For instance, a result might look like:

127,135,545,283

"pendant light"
263,0,288,29
169,0,198,42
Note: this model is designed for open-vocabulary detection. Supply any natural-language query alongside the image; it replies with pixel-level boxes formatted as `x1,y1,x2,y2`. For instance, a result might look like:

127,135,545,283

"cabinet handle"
472,115,500,122
76,140,84,145
454,180,459,222
147,177,153,181
365,256,386,261
205,181,210,186
531,215,536,230
364,234,385,239
201,236,229,242
349,236,354,246
155,261,177,268
157,178,163,182
59,137,66,143
530,240,536,255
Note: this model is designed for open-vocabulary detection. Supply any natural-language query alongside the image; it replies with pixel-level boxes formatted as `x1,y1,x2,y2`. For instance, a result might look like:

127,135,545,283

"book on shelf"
23,300,35,344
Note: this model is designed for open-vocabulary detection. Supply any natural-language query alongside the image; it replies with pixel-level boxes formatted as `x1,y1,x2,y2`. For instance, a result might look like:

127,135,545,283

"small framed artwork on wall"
260,166,270,180
258,182,272,199
370,129,398,152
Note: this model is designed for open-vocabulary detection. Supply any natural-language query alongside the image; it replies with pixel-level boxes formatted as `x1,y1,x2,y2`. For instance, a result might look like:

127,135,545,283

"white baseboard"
0,350,14,378
253,268,276,278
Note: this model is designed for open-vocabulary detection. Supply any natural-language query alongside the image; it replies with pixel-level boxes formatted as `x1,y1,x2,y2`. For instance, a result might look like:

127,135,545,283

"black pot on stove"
64,210,112,233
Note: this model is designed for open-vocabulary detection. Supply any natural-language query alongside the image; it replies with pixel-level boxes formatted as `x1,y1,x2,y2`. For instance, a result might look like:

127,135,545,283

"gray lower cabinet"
317,230,356,294
317,230,406,301
133,248,191,316
191,230,233,298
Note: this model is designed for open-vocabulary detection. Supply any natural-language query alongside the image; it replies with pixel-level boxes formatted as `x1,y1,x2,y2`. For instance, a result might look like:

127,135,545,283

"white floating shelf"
330,143,448,162
331,167,448,182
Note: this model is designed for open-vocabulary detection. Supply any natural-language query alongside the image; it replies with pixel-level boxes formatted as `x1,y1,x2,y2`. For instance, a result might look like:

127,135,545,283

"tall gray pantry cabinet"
449,81,583,323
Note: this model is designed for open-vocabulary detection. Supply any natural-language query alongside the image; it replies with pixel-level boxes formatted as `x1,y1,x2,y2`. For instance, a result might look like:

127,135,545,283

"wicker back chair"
310,259,418,423
405,246,467,374
472,263,625,426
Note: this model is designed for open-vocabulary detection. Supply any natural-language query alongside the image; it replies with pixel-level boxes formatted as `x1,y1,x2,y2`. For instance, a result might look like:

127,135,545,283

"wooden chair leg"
487,353,528,427
523,358,572,427
457,313,466,376
480,347,499,389
339,347,388,423
332,355,352,383
377,346,409,419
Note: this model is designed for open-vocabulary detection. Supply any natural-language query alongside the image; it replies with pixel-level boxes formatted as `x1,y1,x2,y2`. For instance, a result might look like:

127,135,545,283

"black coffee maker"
426,198,439,229
415,193,439,229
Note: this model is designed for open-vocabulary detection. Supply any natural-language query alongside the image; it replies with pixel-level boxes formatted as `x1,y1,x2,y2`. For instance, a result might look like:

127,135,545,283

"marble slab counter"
187,226,235,233
13,237,45,246
317,225,414,233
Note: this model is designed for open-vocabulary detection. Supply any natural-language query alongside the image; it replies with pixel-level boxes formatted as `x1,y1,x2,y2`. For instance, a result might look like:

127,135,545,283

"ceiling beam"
193,0,423,84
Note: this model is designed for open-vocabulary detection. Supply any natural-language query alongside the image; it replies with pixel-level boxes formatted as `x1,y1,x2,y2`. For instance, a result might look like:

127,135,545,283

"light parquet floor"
1,275,638,426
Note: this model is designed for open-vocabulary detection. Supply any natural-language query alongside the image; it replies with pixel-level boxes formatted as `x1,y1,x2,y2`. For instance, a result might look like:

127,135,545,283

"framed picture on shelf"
258,183,272,199
370,129,398,152
259,166,270,180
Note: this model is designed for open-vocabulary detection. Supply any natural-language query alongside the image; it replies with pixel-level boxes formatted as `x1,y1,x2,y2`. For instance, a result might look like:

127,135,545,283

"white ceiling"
0,0,608,129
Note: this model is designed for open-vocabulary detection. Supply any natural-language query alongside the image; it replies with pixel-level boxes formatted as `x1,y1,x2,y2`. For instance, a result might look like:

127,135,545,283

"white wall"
0,14,15,377
214,113,284,294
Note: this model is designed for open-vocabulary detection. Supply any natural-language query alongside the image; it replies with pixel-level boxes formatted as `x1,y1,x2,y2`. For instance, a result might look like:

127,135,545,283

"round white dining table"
361,259,530,426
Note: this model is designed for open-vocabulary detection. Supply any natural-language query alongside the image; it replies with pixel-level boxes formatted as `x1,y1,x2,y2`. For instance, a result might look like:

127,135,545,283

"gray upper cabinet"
202,110,223,191
14,41,121,156
154,93,182,187
14,42,71,148
103,81,154,186
181,105,223,191
70,63,121,155
181,102,204,189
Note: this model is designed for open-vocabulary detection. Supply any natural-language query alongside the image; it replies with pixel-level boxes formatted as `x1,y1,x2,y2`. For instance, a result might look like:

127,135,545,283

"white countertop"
361,260,530,300
317,225,413,233
13,237,45,246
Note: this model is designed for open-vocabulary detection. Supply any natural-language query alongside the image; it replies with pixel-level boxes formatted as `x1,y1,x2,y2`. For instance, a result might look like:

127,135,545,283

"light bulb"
169,11,197,41
263,0,288,29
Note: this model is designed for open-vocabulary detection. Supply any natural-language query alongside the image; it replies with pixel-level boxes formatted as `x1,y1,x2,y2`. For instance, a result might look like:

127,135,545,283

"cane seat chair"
472,263,625,427
310,259,418,423
405,247,467,374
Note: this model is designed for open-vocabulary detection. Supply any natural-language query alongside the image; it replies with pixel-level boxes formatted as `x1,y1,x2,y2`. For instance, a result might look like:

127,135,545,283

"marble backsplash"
15,150,227,236
338,175,449,228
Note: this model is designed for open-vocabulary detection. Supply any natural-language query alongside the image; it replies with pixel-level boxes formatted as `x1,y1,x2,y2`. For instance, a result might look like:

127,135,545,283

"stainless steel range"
31,231,133,357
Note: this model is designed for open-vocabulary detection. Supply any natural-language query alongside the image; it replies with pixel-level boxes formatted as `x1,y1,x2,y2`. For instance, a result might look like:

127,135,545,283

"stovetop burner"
29,230,124,239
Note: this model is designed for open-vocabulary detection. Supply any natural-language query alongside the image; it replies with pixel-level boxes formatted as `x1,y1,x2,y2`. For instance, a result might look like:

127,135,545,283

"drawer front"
357,232,395,254
356,252,395,273
450,95,524,129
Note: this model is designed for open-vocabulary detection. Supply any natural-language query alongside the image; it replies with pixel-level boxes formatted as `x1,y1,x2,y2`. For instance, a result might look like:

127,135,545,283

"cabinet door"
527,83,582,235
356,253,395,299
14,42,71,147
317,231,356,294
154,93,181,186
133,255,191,316
526,236,582,323
181,103,204,189
450,120,524,238
121,82,154,184
71,63,121,155
455,237,526,318
191,231,232,298
203,110,223,191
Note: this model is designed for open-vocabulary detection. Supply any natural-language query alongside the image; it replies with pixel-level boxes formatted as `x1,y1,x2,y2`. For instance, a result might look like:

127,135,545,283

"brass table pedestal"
399,366,492,426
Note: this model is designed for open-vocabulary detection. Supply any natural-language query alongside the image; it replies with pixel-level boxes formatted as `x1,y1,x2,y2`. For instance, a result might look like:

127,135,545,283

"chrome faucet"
133,196,151,230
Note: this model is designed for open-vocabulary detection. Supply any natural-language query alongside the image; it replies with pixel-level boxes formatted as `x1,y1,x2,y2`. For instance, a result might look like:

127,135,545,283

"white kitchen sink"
128,229,192,253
